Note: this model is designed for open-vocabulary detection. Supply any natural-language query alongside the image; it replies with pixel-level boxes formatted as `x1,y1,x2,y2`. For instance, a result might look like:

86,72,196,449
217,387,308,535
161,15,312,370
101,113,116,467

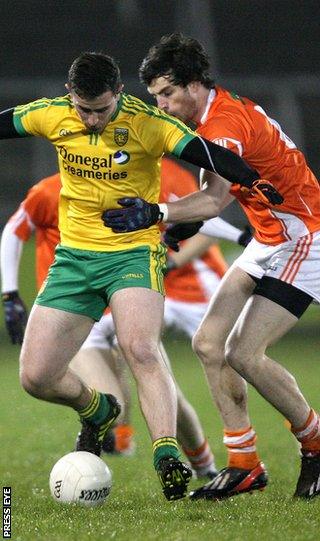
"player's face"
69,89,120,133
148,76,198,123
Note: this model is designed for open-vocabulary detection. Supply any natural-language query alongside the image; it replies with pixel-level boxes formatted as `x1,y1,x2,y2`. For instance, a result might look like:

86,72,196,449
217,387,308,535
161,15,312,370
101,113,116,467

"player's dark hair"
139,33,214,89
68,52,122,99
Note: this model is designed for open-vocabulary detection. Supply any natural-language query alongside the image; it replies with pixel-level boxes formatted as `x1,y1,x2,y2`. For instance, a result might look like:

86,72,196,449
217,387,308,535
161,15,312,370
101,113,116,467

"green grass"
1,241,319,541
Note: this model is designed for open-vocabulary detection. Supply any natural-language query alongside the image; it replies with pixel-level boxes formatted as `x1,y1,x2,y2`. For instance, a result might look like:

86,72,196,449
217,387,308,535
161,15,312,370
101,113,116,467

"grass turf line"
1,240,319,540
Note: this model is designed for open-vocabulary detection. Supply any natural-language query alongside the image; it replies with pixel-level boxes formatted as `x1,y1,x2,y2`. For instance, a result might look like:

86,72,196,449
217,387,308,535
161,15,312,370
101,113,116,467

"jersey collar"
110,93,123,122
199,88,216,125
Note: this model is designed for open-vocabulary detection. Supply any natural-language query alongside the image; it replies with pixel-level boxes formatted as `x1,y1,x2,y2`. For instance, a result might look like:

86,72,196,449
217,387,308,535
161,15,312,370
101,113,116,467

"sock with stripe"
153,437,180,470
78,389,111,426
182,439,216,476
224,426,260,470
291,409,320,456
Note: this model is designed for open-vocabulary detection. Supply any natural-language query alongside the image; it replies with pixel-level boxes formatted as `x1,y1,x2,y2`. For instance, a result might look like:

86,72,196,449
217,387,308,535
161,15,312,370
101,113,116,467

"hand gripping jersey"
7,174,61,288
13,94,196,252
160,158,227,303
197,87,320,245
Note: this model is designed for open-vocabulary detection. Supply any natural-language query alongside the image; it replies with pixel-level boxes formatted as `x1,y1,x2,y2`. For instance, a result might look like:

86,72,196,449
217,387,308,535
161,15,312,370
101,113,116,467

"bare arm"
164,172,232,223
1,221,28,345
168,233,216,268
103,137,283,233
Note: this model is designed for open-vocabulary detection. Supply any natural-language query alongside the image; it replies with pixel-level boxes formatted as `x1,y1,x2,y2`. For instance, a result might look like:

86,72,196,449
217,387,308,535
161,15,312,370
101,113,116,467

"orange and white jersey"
5,173,61,289
197,87,320,245
160,157,228,303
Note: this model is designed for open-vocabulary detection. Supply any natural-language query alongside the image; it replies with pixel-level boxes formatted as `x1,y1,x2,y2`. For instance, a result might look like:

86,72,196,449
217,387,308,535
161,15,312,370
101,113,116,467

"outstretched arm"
0,108,22,138
102,143,283,233
1,219,29,344
166,233,217,270
199,217,244,242
179,136,257,188
164,215,252,253
159,172,232,222
103,172,234,232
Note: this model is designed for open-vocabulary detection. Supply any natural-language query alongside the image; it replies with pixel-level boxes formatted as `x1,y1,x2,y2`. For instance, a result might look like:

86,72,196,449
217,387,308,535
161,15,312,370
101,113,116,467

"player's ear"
187,81,201,96
116,83,124,95
65,83,71,93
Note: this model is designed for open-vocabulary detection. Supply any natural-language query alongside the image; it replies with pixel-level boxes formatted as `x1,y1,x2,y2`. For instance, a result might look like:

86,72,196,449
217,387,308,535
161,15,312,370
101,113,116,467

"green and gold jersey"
13,93,196,251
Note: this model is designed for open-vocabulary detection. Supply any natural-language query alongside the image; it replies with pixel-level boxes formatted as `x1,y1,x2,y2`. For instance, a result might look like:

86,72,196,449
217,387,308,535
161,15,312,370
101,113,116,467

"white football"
49,451,112,507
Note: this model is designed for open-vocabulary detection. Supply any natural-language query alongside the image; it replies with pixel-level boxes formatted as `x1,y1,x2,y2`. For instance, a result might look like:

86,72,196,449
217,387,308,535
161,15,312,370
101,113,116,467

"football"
49,451,112,507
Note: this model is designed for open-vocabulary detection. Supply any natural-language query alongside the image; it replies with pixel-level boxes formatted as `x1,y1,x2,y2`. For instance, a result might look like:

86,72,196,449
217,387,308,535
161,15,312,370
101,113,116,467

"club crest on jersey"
114,128,129,146
113,151,130,165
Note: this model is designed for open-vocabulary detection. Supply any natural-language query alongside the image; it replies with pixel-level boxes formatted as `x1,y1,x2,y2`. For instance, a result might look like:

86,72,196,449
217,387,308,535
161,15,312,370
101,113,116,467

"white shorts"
232,231,320,303
164,298,208,338
81,313,116,350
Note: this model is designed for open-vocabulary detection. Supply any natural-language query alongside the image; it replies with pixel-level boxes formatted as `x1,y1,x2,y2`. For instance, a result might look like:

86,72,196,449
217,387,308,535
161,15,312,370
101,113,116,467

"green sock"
153,437,180,469
78,389,110,426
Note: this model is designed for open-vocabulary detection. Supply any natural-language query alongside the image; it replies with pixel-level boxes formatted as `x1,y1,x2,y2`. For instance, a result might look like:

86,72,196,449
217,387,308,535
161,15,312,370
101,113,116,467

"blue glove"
2,290,28,345
102,197,162,233
163,222,204,252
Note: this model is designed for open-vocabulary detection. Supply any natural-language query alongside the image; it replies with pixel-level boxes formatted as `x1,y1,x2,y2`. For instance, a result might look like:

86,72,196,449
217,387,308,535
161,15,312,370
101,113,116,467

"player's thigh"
21,304,94,377
110,287,164,345
197,265,256,342
228,293,298,358
36,245,107,321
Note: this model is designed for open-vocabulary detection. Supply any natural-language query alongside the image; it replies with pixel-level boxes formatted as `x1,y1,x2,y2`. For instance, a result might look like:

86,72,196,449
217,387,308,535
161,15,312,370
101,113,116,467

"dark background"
1,0,319,224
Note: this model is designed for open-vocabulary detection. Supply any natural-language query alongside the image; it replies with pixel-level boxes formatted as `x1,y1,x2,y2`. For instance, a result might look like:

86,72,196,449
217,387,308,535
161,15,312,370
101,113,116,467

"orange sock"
114,424,135,453
224,426,260,470
291,409,320,454
182,439,216,473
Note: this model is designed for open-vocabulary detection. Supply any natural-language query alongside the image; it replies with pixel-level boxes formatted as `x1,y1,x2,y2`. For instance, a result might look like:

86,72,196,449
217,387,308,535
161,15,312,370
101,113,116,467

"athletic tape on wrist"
158,203,169,222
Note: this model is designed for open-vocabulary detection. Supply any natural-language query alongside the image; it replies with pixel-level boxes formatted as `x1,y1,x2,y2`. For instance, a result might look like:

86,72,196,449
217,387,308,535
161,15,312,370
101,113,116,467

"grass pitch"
1,241,319,540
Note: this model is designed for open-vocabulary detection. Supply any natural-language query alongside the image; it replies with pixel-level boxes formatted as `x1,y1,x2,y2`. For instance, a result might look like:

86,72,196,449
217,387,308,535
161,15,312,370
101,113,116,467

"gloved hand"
102,197,162,233
237,225,253,247
163,222,204,252
241,179,284,206
2,290,28,345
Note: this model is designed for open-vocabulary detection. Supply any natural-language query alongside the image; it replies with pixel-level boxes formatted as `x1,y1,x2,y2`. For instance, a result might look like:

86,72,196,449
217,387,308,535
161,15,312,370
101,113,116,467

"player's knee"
20,367,48,398
119,336,158,368
192,329,223,367
192,328,209,358
225,335,251,375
